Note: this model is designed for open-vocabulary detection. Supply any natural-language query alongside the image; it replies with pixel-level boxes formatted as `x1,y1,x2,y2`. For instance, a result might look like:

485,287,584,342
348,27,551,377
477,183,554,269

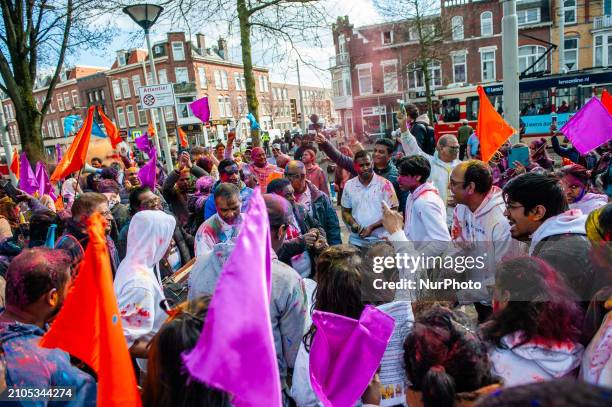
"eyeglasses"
505,204,524,210
285,172,303,179
446,146,460,151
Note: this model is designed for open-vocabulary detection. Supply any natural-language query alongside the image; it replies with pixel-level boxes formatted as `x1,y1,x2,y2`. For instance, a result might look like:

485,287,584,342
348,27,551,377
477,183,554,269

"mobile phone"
1,180,19,202
551,115,557,125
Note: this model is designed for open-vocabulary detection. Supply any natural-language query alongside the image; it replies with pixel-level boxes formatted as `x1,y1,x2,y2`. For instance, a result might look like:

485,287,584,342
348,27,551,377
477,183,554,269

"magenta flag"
182,189,280,407
35,162,57,201
189,97,210,123
135,132,153,156
310,305,395,407
559,97,612,154
137,147,157,189
19,153,39,195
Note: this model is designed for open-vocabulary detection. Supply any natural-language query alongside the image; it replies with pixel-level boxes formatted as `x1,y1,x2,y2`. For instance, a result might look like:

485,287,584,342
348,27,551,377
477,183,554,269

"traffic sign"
138,84,175,109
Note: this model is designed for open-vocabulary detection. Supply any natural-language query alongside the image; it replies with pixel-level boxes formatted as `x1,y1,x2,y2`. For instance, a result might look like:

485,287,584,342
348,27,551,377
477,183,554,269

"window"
48,98,54,113
175,67,189,83
517,8,540,25
409,26,418,41
564,0,576,24
452,53,467,83
47,122,54,139
382,61,398,93
88,92,93,103
218,96,225,117
258,75,269,92
441,98,461,122
594,34,612,67
214,70,222,89
480,12,493,37
126,105,136,127
357,65,372,95
198,67,207,88
237,96,244,115
172,41,185,61
382,30,393,45
132,75,141,96
408,62,442,90
480,49,496,82
112,80,121,100
221,70,228,90
53,120,60,138
146,72,153,85
605,0,611,15
234,72,242,90
564,38,579,71
71,90,79,108
121,78,131,98
100,90,105,100
452,16,464,40
241,74,246,90
57,94,64,111
224,97,232,117
519,45,547,74
177,96,195,119
116,107,126,128
63,92,71,110
164,106,174,121
118,53,126,66
158,69,168,84
137,105,147,125
332,71,343,96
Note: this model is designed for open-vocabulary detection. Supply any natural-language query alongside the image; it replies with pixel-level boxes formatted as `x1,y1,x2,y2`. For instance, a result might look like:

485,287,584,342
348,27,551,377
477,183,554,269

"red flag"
9,148,19,180
97,107,122,148
476,86,516,163
178,126,188,148
148,121,156,136
40,213,141,407
50,106,94,182
602,89,612,115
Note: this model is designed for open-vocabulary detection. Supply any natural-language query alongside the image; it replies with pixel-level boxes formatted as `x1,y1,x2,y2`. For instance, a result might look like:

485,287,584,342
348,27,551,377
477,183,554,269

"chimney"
196,33,206,51
218,37,228,60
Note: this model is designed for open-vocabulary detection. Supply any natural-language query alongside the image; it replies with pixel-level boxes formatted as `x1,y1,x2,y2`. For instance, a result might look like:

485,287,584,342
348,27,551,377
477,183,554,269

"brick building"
270,82,337,132
330,0,555,137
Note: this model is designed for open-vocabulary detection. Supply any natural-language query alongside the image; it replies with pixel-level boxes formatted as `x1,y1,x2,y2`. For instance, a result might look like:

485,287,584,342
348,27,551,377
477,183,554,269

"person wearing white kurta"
114,210,176,371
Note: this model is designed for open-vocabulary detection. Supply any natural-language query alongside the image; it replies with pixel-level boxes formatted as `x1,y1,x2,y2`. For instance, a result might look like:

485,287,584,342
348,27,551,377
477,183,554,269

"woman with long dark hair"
483,257,584,386
143,296,230,407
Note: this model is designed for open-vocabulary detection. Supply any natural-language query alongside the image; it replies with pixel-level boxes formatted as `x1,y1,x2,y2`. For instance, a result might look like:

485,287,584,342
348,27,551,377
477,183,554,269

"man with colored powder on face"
341,150,399,248
0,248,97,404
195,183,244,257
203,159,254,221
248,147,282,193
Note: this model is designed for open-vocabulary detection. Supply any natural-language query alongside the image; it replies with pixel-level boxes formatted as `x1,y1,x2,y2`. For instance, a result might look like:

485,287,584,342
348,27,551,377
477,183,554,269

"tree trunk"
17,89,46,164
237,0,260,147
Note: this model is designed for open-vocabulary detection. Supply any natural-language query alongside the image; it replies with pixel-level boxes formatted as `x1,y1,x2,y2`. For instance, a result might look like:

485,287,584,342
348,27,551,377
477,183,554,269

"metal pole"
144,28,174,172
502,0,520,144
558,1,565,74
0,107,18,186
296,60,306,133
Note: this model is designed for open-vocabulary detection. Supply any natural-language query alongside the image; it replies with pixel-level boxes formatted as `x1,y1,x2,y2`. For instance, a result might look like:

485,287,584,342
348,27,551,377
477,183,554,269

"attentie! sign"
138,84,175,109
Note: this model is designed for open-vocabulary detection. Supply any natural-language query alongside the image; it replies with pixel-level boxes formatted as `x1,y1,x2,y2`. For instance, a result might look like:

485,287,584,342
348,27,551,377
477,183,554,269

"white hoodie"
569,192,608,216
402,182,450,254
529,209,587,255
400,129,461,225
114,210,176,351
490,331,584,387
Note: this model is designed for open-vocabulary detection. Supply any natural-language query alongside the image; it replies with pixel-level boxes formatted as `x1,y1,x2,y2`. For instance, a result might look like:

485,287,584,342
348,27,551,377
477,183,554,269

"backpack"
414,122,436,155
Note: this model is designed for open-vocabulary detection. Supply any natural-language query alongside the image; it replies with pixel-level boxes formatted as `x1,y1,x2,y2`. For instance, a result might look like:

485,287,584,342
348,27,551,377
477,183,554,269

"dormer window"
117,51,127,66
382,31,393,45
153,44,165,57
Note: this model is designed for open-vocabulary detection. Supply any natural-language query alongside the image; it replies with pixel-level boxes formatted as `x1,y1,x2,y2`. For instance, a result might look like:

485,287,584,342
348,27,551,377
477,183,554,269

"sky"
70,0,383,88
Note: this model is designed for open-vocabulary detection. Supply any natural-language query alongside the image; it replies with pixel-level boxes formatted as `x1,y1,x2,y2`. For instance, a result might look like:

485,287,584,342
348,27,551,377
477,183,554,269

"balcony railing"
594,15,612,30
329,53,350,69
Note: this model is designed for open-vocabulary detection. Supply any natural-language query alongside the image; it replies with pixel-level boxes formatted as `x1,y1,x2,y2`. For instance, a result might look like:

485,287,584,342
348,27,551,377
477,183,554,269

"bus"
434,68,612,140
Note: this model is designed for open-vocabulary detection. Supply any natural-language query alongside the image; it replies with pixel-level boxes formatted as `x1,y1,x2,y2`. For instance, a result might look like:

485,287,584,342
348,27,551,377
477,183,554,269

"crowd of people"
0,102,610,406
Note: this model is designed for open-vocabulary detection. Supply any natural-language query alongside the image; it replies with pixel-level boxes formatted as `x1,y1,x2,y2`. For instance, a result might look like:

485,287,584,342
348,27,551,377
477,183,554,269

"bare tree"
0,0,117,163
373,0,451,122
156,0,330,146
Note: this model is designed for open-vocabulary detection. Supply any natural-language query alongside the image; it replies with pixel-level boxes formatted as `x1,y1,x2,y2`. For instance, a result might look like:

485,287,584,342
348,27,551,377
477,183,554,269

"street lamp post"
123,3,174,173
0,106,18,186
502,0,520,145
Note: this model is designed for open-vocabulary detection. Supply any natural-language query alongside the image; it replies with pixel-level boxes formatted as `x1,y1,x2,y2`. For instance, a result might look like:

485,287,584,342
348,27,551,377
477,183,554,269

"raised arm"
315,133,358,176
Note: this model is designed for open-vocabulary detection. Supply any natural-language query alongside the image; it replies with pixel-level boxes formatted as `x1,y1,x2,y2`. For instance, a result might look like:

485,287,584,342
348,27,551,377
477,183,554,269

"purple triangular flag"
135,132,153,156
189,97,210,123
35,162,57,201
19,153,39,195
559,97,612,154
55,144,63,163
310,305,395,407
182,189,281,407
137,147,157,189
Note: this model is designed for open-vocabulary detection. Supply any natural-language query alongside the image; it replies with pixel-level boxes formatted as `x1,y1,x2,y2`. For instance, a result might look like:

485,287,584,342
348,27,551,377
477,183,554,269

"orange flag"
54,195,64,211
40,213,141,407
178,126,189,148
9,148,19,180
476,85,516,163
602,89,612,115
97,106,123,148
148,121,156,136
50,106,94,183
